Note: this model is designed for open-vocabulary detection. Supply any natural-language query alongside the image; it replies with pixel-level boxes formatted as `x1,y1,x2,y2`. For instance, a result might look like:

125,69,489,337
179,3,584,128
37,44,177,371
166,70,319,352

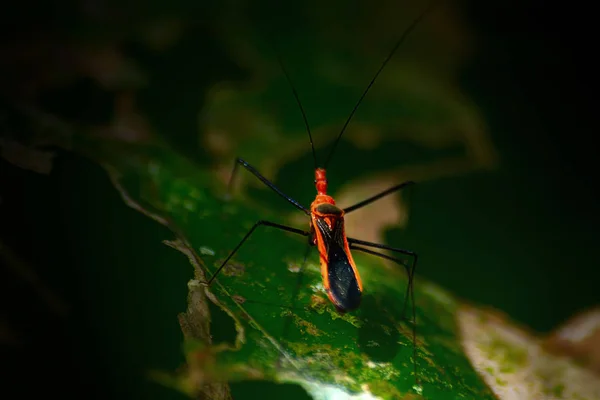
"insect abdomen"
327,244,362,312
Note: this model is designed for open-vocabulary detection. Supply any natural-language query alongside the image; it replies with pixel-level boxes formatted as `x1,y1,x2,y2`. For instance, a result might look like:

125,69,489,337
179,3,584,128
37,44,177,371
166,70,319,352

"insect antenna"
322,0,437,169
271,41,319,170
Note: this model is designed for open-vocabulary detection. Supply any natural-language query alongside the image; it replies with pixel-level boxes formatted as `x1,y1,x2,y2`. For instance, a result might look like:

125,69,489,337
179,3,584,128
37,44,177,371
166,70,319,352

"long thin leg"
347,237,417,262
349,243,415,315
347,237,418,316
205,220,309,285
349,243,419,384
227,157,310,215
343,181,415,214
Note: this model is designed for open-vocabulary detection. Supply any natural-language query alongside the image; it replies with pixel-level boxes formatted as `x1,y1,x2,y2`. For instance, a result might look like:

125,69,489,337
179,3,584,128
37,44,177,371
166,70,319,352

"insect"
203,1,436,386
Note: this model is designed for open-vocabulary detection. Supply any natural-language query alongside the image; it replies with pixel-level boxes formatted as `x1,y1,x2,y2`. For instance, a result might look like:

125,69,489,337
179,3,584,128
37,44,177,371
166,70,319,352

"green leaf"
22,118,600,400
69,132,496,399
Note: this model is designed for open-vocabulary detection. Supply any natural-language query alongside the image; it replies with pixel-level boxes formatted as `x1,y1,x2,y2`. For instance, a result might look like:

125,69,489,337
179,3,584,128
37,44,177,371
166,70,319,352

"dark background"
1,0,598,399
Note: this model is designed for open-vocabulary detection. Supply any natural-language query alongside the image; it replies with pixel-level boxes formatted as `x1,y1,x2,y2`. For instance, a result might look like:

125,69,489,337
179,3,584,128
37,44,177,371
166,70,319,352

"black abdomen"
327,243,362,312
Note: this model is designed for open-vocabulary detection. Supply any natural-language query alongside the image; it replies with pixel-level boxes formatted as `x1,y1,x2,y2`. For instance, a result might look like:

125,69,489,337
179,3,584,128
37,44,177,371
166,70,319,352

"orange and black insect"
205,1,435,383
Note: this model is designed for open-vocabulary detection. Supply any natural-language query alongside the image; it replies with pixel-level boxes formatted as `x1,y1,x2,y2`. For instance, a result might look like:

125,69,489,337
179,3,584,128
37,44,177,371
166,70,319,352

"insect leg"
227,157,310,214
349,243,419,383
343,181,415,214
205,220,309,285
347,238,417,324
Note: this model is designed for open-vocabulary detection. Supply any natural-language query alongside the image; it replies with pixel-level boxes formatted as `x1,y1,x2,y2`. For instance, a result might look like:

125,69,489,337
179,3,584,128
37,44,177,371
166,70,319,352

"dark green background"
2,0,598,399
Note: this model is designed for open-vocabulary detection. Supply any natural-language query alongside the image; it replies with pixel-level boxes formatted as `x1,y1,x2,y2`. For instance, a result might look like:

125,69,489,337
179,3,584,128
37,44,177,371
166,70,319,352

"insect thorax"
313,203,343,216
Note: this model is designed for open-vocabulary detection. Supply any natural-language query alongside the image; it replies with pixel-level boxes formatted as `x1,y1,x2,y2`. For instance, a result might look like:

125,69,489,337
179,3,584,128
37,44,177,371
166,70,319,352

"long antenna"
271,41,319,171
323,0,437,169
